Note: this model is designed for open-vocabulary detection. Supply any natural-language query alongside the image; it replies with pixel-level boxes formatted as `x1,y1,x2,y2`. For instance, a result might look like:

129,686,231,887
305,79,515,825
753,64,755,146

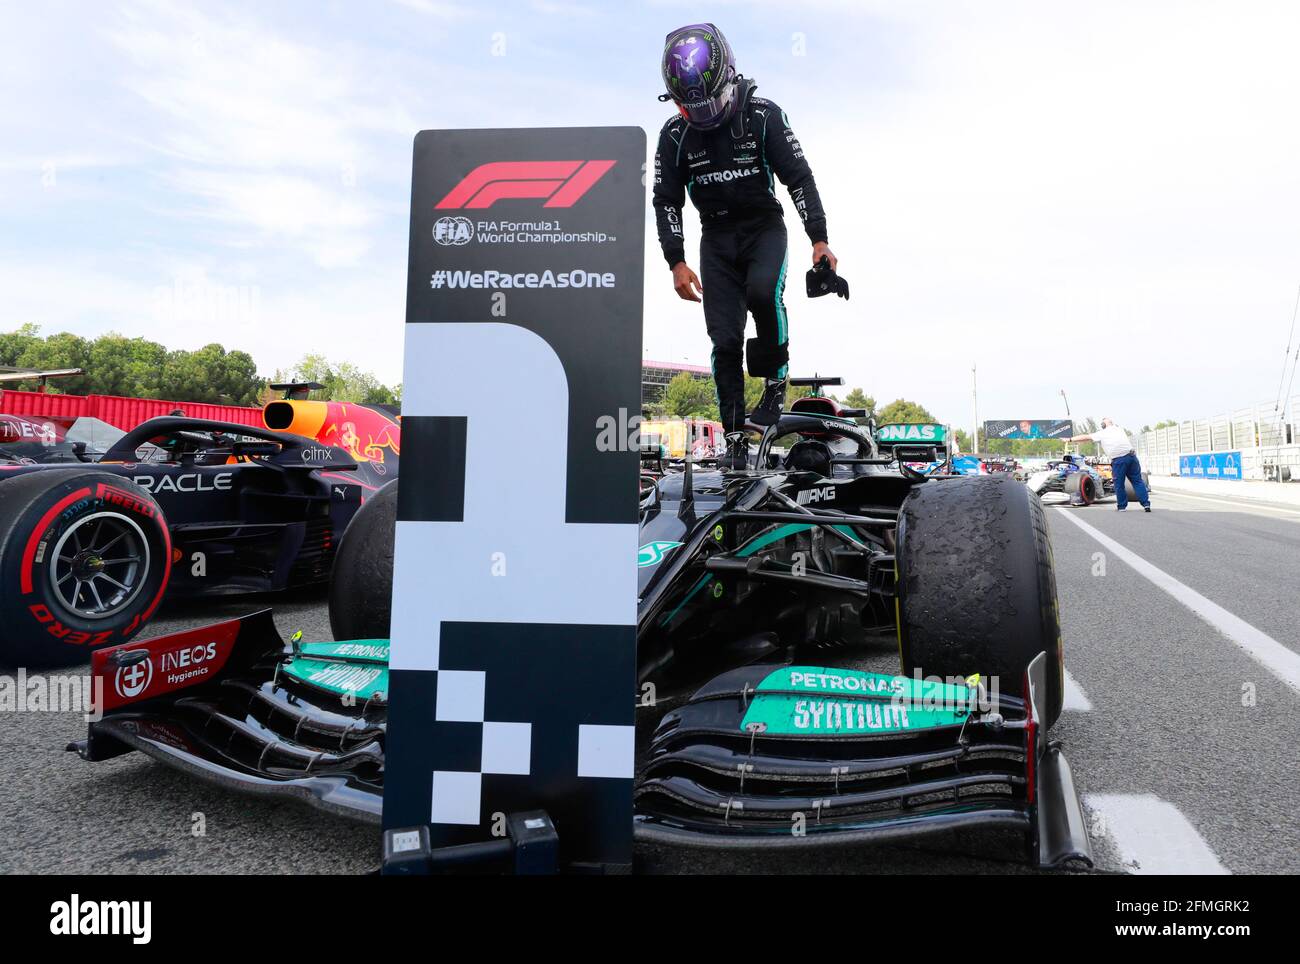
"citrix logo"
436,160,616,210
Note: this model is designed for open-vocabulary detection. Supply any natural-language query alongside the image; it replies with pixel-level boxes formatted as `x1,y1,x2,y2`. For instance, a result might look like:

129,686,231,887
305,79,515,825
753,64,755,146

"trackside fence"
1133,396,1300,481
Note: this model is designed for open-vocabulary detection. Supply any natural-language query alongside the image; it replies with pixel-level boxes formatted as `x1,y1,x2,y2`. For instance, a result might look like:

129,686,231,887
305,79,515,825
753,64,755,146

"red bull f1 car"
72,383,1091,870
0,393,399,667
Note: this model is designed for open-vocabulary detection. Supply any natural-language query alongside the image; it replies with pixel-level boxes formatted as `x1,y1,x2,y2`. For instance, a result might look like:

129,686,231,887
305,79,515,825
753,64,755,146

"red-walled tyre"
1063,471,1097,506
0,470,171,668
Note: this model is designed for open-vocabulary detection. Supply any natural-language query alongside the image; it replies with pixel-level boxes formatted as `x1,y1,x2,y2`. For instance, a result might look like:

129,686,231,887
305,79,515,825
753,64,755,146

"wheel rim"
48,511,151,620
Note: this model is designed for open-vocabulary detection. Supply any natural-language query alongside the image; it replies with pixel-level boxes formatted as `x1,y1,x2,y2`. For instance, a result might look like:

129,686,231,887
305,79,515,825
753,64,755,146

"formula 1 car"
0,394,399,667
1024,454,1108,505
74,380,1090,870
1025,453,1148,507
632,393,1088,867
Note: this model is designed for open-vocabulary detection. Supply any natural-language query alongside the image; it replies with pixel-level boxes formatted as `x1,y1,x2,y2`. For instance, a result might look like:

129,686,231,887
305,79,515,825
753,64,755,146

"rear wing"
268,381,325,400
874,423,953,463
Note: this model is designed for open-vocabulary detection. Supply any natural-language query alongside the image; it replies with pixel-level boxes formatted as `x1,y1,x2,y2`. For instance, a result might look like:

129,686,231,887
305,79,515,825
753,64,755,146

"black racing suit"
653,83,828,433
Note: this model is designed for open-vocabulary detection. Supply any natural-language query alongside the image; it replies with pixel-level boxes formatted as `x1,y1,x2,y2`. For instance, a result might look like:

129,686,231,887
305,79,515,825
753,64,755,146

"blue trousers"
1112,453,1150,509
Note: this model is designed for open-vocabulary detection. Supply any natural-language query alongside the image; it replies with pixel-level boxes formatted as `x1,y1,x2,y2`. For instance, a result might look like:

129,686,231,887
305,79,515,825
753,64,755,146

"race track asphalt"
3,481,1297,874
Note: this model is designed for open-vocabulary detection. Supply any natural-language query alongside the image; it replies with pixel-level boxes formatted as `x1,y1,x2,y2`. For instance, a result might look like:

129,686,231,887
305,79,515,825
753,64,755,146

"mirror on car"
231,441,283,459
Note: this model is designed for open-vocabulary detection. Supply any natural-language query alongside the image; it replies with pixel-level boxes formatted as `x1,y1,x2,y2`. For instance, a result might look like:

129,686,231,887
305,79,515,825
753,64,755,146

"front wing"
70,610,385,823
634,652,1092,869
73,616,1090,868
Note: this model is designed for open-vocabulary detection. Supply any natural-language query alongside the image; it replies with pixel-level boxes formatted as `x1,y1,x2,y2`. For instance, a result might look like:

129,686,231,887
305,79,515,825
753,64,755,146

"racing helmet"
661,24,739,130
786,439,834,477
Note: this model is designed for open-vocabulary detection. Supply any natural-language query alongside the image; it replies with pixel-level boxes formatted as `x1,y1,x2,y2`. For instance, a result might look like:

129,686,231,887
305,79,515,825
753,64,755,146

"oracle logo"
435,160,615,210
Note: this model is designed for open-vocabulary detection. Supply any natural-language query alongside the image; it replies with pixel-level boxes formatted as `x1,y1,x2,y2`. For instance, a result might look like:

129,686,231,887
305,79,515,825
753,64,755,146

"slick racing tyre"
1063,471,1098,505
1123,471,1150,503
329,479,397,640
0,470,170,667
896,475,1064,729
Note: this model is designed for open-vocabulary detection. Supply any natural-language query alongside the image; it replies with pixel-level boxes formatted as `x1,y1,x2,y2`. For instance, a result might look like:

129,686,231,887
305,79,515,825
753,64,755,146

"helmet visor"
676,80,737,130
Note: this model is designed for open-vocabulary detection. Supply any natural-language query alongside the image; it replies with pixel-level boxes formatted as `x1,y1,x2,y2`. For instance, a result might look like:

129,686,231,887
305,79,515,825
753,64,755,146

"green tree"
172,342,261,402
660,371,718,420
86,333,167,397
0,326,265,404
280,353,401,406
876,398,936,425
983,436,1069,457
841,387,876,425
0,327,94,394
0,323,44,369
161,343,263,404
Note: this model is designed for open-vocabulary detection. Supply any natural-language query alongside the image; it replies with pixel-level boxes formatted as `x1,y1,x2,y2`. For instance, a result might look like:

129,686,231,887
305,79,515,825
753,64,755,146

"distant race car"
983,457,1019,476
1024,453,1145,506
0,395,399,666
950,454,987,476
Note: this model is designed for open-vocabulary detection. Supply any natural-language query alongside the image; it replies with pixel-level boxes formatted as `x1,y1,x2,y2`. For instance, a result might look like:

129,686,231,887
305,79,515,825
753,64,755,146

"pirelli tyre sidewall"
329,478,397,641
1063,470,1097,505
896,474,1065,729
0,470,171,667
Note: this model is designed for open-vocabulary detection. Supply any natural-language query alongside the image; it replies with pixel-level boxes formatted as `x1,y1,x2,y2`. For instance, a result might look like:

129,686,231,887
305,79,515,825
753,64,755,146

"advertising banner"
383,127,646,870
984,419,1073,440
1179,451,1242,480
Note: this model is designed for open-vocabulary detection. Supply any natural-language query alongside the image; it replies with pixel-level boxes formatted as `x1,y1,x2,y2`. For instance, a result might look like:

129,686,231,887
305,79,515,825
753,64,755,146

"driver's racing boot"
749,376,787,427
719,431,750,471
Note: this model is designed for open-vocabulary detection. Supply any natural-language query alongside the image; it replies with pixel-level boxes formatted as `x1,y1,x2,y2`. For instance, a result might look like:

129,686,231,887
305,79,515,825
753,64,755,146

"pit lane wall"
1133,397,1300,482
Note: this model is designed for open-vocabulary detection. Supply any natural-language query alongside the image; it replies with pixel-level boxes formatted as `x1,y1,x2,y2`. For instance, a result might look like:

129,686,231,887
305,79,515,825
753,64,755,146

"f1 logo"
435,160,615,210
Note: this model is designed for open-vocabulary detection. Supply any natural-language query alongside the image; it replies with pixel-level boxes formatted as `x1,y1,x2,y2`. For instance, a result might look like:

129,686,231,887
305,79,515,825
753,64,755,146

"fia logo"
434,216,474,246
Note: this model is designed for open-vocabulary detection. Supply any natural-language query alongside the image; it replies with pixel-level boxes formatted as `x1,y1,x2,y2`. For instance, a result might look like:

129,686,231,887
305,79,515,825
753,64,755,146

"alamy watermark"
152,277,261,327
0,669,102,721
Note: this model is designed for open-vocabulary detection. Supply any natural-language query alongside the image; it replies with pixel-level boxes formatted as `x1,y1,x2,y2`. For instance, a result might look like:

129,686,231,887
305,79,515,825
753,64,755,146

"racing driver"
653,23,836,469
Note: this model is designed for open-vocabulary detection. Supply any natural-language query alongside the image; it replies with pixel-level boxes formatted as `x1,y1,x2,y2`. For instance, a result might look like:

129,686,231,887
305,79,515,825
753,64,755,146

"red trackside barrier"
0,390,263,431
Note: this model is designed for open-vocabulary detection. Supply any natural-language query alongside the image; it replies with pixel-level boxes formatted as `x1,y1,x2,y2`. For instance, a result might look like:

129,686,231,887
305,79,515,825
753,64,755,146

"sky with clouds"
3,0,1299,431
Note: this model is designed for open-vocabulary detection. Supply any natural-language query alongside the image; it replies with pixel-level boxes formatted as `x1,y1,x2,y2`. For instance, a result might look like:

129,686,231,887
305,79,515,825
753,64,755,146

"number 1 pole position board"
383,127,645,870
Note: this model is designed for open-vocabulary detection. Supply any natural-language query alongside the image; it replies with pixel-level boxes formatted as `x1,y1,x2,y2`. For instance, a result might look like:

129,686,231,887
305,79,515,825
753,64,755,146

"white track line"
1084,793,1229,875
1153,488,1300,519
1062,670,1092,711
1054,509,1300,694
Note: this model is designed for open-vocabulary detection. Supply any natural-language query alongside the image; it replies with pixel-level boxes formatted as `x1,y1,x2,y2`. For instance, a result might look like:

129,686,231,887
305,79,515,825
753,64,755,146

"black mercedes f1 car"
72,382,1091,869
0,396,399,667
